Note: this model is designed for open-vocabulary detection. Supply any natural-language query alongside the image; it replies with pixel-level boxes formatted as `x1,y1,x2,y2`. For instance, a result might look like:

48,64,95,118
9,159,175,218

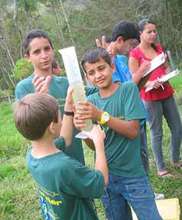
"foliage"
13,58,33,80
0,0,182,89
0,102,28,158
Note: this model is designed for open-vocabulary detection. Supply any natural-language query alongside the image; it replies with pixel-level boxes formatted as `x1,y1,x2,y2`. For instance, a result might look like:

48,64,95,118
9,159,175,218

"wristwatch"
98,112,110,125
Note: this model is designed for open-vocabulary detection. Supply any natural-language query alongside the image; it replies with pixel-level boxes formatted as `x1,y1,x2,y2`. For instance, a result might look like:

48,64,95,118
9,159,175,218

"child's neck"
99,82,119,98
31,137,60,158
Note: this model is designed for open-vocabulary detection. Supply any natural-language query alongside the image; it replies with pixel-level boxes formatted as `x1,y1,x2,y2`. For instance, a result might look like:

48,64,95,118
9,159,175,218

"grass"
0,74,182,219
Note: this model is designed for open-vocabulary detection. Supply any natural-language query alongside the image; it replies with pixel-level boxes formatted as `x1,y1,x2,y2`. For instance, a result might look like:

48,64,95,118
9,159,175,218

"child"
95,21,139,83
15,29,85,164
13,92,108,220
95,21,149,173
75,47,162,220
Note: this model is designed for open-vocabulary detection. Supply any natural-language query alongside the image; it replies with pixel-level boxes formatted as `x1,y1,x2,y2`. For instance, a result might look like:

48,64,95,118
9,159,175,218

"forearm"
132,69,145,85
75,102,139,139
60,114,73,146
129,57,150,86
107,117,139,139
61,87,74,146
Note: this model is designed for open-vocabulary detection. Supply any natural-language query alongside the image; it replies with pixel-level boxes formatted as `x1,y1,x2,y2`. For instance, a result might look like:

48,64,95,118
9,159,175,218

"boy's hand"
95,36,116,57
64,87,74,112
32,75,52,93
84,125,105,144
75,101,102,121
107,41,117,57
95,36,108,49
73,114,85,130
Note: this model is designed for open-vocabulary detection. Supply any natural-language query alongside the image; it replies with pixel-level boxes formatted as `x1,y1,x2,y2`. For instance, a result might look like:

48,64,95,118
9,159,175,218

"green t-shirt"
88,82,146,177
15,75,85,164
27,141,104,220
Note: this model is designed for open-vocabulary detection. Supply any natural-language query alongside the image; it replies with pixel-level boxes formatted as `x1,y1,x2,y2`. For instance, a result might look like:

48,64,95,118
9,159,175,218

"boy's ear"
48,122,55,134
116,36,124,44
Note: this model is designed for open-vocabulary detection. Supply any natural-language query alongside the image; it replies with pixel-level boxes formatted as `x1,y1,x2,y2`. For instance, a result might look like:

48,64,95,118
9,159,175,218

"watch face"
103,112,110,122
99,112,110,125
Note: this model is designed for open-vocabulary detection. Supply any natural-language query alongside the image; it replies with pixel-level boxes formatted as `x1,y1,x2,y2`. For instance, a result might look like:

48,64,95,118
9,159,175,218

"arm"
60,88,74,146
107,117,139,139
75,101,140,139
129,56,150,86
129,55,166,90
84,125,108,185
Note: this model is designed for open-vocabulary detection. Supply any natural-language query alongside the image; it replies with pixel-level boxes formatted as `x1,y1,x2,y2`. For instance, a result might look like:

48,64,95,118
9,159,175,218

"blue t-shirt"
112,55,131,83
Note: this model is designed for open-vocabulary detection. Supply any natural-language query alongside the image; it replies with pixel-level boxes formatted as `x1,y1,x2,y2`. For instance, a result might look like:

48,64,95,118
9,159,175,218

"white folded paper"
143,52,166,77
145,69,180,92
75,131,90,139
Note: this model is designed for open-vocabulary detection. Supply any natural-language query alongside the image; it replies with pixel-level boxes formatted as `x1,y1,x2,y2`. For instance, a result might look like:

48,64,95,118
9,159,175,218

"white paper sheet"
143,52,166,77
75,131,90,139
145,69,180,92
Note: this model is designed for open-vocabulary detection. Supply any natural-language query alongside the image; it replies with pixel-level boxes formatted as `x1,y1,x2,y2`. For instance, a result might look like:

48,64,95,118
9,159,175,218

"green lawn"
0,74,182,219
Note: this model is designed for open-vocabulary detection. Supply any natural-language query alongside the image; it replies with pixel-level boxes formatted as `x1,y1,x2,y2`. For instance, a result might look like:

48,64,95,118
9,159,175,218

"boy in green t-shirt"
15,29,85,164
74,47,162,220
13,92,108,220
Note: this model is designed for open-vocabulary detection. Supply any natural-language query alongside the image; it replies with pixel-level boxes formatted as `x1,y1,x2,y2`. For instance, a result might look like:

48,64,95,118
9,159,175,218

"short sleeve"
129,47,141,60
155,43,164,53
60,158,105,198
122,82,146,120
15,82,32,100
15,76,34,100
54,137,66,151
113,55,131,82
